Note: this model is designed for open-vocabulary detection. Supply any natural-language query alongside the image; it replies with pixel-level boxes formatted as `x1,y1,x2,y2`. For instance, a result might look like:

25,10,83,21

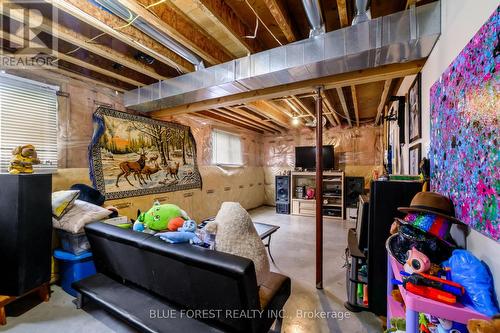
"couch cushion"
258,272,289,310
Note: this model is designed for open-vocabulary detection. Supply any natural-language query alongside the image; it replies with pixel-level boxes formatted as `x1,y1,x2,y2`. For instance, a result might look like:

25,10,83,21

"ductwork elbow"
352,0,371,25
301,0,325,37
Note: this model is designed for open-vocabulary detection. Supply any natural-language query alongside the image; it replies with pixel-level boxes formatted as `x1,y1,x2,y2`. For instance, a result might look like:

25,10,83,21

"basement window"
211,129,243,166
0,73,59,172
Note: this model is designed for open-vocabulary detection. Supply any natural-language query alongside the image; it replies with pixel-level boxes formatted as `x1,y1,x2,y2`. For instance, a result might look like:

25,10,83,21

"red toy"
405,282,456,304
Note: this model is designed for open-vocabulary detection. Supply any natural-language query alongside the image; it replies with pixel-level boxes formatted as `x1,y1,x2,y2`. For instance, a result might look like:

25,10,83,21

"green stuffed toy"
133,202,189,232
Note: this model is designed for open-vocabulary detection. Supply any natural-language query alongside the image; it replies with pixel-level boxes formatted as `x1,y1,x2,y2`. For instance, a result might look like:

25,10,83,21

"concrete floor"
1,206,382,333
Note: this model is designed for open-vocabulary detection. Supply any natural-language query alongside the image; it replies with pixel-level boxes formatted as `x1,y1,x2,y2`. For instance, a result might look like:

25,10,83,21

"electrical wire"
242,0,283,46
64,0,167,56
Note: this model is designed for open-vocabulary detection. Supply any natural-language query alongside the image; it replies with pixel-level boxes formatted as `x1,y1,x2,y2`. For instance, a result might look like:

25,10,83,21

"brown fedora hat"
398,192,463,224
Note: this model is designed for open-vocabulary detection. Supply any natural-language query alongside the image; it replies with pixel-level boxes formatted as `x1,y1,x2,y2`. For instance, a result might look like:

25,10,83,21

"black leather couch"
73,222,291,333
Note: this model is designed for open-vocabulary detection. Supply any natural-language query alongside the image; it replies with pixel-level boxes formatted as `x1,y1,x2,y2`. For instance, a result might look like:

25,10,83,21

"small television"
295,145,334,170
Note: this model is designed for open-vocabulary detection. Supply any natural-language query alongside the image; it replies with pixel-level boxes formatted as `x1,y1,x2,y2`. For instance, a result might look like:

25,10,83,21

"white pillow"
53,200,111,234
52,190,80,219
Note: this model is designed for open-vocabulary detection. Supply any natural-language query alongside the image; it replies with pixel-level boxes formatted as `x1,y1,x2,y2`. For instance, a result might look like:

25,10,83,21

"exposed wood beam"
336,87,352,127
151,60,425,117
195,0,262,54
49,67,127,92
336,0,349,27
320,91,340,126
48,0,193,72
290,96,314,117
120,0,232,65
195,111,264,133
262,0,296,42
244,101,291,128
375,79,393,125
350,85,360,126
0,31,144,87
1,1,168,80
225,106,286,132
215,108,277,133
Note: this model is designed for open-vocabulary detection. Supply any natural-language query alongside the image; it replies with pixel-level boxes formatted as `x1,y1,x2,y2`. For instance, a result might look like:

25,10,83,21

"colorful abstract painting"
89,107,202,200
430,6,499,241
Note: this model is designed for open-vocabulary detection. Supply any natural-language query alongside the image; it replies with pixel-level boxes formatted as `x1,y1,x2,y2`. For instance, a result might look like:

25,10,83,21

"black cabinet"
367,180,422,315
0,173,52,296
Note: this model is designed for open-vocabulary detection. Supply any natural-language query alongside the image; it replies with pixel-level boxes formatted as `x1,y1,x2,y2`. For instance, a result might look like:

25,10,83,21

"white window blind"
212,129,243,166
0,74,58,171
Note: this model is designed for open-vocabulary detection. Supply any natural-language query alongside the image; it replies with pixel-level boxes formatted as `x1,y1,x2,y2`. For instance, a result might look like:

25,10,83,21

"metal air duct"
352,0,371,25
92,0,204,70
124,2,441,113
302,0,325,37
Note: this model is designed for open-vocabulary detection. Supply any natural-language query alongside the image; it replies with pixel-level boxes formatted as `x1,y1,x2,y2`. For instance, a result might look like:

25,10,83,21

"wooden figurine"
8,144,40,174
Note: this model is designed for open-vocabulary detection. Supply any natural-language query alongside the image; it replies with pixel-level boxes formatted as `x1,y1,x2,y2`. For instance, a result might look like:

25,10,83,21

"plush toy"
467,316,500,333
9,144,40,174
155,220,200,244
168,217,186,231
178,220,197,232
135,202,189,232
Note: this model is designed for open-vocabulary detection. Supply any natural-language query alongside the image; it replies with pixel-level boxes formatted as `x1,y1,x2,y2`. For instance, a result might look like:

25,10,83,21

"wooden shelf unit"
290,171,345,220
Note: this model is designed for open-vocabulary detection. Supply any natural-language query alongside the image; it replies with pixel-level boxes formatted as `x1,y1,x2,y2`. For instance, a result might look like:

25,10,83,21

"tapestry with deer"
89,107,202,200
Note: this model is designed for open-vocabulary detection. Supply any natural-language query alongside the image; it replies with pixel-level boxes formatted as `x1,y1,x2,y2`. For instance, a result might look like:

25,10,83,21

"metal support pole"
315,86,323,290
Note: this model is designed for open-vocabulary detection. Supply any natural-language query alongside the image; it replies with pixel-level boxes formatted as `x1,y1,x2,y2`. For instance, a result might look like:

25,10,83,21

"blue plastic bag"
443,249,499,317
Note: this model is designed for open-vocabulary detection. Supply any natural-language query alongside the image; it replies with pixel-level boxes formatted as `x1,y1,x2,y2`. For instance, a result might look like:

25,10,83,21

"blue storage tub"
54,249,96,297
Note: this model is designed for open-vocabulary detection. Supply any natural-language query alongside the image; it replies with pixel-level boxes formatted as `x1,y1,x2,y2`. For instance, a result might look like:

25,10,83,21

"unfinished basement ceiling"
0,0,438,131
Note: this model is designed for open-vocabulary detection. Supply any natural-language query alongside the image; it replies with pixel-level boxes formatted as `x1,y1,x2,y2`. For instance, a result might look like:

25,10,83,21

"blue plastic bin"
54,249,96,297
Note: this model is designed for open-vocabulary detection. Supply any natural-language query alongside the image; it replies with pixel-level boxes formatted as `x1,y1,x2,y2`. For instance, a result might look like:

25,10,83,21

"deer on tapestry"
115,149,148,187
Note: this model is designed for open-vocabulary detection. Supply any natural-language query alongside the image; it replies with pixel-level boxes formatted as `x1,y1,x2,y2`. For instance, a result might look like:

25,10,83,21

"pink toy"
405,247,431,273
306,188,315,199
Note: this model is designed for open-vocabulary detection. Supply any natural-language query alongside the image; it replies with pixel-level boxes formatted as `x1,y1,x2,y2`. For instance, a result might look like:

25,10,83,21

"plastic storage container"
56,229,90,255
53,249,96,297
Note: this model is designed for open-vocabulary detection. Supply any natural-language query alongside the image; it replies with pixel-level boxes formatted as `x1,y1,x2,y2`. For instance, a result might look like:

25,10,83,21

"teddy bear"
9,144,40,174
133,202,189,232
205,202,270,286
467,316,500,333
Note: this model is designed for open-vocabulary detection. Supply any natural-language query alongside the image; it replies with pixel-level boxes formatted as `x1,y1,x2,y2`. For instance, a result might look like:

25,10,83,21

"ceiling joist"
336,0,349,27
48,0,194,72
375,79,393,125
320,91,340,126
120,0,233,65
195,110,265,133
290,95,314,117
244,100,291,128
215,108,277,133
262,0,296,42
350,85,360,126
225,106,286,133
0,31,145,87
336,87,352,127
1,1,168,80
194,0,263,55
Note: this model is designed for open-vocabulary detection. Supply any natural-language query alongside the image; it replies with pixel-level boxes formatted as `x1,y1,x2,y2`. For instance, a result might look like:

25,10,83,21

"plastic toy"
400,271,464,296
393,278,456,304
436,318,468,333
405,247,431,273
9,144,40,174
135,202,189,232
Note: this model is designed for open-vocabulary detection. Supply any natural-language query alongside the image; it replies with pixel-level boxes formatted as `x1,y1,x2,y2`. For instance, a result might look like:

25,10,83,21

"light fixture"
292,116,300,126
0,70,5,74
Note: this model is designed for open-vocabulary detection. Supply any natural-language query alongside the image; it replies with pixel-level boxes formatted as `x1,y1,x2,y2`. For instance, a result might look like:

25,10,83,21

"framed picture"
408,144,421,175
408,73,422,143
